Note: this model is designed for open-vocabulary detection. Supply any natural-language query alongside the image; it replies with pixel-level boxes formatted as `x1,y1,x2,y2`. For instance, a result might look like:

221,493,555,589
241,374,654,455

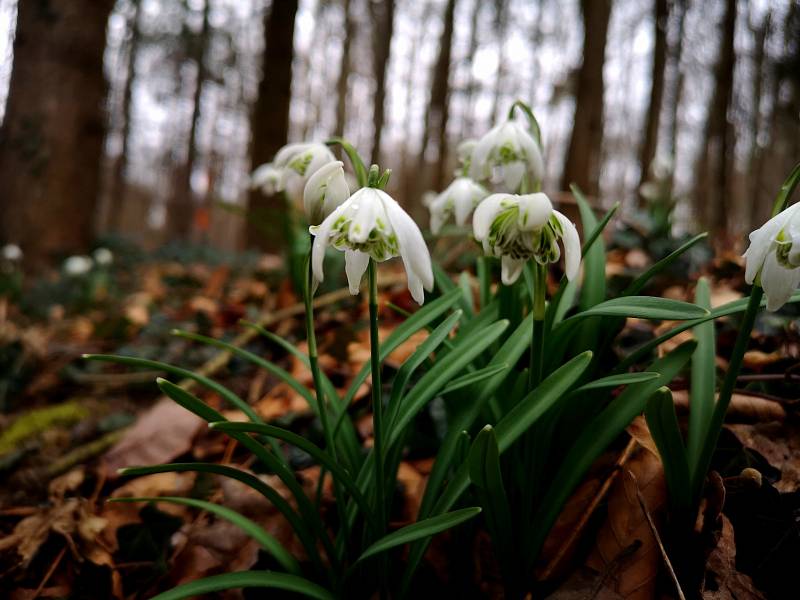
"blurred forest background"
0,0,798,267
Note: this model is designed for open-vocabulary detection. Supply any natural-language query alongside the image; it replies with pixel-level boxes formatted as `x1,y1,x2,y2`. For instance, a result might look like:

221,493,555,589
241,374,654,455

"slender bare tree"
368,0,395,165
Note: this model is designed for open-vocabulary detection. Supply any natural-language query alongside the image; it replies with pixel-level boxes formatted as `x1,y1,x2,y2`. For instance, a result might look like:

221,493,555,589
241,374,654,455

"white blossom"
425,177,488,234
303,161,350,225
743,202,800,311
311,187,433,304
93,247,113,267
64,255,93,277
2,244,22,262
250,142,336,203
473,192,580,285
469,120,544,192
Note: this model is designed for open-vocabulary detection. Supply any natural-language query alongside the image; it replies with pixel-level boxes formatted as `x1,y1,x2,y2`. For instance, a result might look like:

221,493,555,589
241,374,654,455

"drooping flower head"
251,142,336,205
2,244,22,262
425,177,488,234
93,247,113,267
743,202,800,311
473,192,580,285
469,120,544,193
303,160,350,225
311,187,433,304
63,255,93,277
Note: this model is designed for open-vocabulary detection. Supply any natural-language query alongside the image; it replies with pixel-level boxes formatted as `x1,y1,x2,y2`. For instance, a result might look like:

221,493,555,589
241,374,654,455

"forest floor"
0,235,798,599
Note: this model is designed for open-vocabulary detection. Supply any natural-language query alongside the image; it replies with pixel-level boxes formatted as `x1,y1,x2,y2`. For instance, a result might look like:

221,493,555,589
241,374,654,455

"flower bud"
303,161,350,225
425,177,488,234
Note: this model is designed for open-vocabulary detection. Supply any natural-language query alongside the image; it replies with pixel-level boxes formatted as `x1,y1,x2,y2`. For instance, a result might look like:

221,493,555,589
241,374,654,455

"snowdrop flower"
743,202,800,311
64,255,93,277
456,139,477,172
473,192,580,285
93,247,113,267
303,160,350,225
2,244,22,262
251,143,336,203
469,120,544,192
250,163,283,194
425,177,488,234
311,187,433,304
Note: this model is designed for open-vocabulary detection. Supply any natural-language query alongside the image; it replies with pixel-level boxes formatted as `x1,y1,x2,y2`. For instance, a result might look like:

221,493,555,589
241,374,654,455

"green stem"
478,256,491,310
691,286,763,503
367,260,386,532
304,245,349,565
528,262,547,390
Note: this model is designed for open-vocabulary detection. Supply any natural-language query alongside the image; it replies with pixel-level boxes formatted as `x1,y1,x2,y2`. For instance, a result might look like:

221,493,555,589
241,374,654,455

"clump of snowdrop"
744,202,800,311
63,255,93,277
473,192,580,285
311,185,433,304
469,119,544,193
425,177,489,234
93,247,114,267
303,160,350,225
251,142,336,204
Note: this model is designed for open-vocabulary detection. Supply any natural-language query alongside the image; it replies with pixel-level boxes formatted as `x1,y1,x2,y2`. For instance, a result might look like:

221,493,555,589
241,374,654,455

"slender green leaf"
573,371,660,392
687,278,715,473
341,288,463,406
771,161,800,216
208,421,379,533
109,496,300,575
150,571,334,600
468,426,518,589
623,233,708,296
573,184,606,310
117,463,323,579
571,296,709,320
613,290,800,373
387,320,509,446
440,363,510,395
645,388,692,510
433,262,473,317
358,507,481,562
82,354,261,423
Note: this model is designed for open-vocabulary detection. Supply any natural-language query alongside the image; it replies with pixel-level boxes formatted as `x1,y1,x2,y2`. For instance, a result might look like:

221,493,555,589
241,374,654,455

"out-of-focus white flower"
744,202,800,311
2,244,22,262
473,192,580,285
303,160,350,225
311,187,433,304
424,177,488,234
64,255,93,277
93,247,113,267
650,155,674,181
251,142,336,203
469,120,544,192
456,139,478,172
250,163,283,194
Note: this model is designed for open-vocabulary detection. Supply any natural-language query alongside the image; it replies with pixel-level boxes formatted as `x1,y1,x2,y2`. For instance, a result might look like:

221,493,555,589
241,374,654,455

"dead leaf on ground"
671,390,785,423
586,448,666,600
545,566,626,600
702,515,765,599
102,398,204,475
729,421,800,492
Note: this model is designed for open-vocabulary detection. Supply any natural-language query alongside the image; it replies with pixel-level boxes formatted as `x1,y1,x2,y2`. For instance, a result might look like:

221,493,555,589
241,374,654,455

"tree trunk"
418,0,457,193
169,0,211,238
246,0,298,249
368,0,395,165
463,0,484,137
560,0,612,197
664,0,686,167
0,0,113,267
746,11,769,232
334,0,354,138
107,1,143,233
637,0,669,201
490,0,509,124
693,0,736,241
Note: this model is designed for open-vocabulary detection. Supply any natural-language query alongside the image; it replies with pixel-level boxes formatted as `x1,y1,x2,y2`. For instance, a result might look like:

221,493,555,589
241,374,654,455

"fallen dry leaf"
702,515,765,599
102,398,204,475
729,421,800,492
671,390,786,423
586,448,666,600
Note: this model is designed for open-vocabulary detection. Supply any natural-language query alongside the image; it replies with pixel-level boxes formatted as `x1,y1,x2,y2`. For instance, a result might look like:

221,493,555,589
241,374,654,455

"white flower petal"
347,188,381,244
498,161,526,191
516,193,553,231
761,251,800,311
344,250,369,295
743,208,793,283
553,210,581,280
501,256,525,285
310,202,349,283
473,193,515,241
383,193,434,302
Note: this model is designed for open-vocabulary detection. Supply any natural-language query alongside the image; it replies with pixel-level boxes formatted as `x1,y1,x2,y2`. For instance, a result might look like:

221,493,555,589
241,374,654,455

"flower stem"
691,286,763,504
528,262,547,389
367,260,387,532
304,244,350,561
